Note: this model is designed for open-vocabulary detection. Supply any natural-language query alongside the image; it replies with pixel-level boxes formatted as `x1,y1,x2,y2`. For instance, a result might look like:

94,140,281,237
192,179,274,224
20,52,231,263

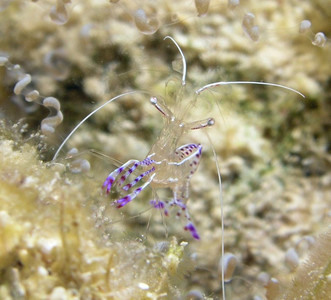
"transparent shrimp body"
102,89,214,240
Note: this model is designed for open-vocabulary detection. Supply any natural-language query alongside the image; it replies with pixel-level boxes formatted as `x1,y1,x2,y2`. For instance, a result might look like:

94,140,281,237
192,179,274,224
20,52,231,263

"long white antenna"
206,132,225,300
52,91,142,161
196,81,305,98
164,36,187,86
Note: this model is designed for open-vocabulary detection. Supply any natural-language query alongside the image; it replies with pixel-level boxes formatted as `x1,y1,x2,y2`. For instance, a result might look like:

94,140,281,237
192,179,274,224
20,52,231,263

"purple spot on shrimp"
123,183,132,191
102,177,114,194
175,200,186,210
150,200,165,209
116,195,131,208
184,223,200,240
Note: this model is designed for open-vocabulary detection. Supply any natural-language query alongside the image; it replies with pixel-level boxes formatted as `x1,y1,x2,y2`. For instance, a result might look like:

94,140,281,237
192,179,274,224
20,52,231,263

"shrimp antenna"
164,36,187,86
205,132,225,300
206,132,225,300
196,81,305,98
52,91,145,161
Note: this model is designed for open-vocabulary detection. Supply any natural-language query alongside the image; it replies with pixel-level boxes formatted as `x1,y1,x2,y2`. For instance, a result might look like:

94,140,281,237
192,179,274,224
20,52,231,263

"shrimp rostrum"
53,36,304,242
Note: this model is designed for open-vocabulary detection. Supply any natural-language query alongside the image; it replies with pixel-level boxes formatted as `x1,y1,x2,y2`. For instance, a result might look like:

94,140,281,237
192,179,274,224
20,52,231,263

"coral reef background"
0,0,330,299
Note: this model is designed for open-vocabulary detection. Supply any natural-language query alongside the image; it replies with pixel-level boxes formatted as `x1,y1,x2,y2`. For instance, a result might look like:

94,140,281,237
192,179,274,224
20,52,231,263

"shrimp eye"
150,96,173,118
150,96,157,105
207,118,215,126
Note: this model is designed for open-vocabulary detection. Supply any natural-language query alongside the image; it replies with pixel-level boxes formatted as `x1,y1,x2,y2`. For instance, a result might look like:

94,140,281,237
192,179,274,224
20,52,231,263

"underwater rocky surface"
0,1,330,299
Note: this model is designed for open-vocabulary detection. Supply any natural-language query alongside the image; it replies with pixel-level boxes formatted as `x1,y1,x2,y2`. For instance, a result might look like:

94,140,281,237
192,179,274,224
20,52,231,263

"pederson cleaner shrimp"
52,36,304,299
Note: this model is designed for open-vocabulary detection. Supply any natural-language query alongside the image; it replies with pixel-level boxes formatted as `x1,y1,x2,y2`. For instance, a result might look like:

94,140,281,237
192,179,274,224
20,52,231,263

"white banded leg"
102,159,139,193
122,166,155,191
116,173,156,208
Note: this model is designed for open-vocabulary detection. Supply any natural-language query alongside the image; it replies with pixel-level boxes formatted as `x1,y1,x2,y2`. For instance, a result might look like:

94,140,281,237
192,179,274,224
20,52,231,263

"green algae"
0,122,188,299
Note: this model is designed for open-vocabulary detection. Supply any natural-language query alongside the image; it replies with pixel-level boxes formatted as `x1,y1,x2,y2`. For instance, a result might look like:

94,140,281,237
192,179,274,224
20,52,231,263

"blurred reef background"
0,0,330,299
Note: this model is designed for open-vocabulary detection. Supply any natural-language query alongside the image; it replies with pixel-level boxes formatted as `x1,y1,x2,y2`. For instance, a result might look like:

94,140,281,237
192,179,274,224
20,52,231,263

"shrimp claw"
115,173,156,208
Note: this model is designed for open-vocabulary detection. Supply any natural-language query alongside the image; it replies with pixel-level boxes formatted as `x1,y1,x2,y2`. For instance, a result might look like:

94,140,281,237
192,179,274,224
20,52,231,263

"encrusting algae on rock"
0,121,190,299
281,229,331,300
